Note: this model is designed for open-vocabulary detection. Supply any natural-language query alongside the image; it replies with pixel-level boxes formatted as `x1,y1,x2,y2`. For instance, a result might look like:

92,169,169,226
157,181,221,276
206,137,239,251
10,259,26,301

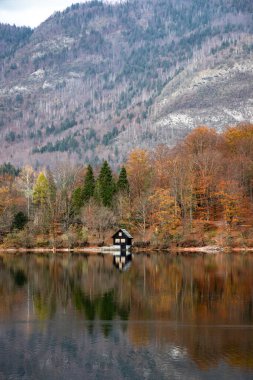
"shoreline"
0,245,253,254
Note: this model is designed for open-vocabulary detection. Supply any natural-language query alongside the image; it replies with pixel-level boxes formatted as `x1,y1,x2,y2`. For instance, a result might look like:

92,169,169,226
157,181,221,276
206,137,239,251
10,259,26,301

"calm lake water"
0,252,253,379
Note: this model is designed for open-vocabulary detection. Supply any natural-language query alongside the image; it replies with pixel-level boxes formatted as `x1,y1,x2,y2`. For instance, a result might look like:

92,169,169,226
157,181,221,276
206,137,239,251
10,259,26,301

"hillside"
0,0,253,166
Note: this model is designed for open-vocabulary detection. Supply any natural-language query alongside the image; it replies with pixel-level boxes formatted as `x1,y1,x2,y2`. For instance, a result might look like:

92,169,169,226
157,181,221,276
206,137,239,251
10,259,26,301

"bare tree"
16,165,36,219
81,199,116,241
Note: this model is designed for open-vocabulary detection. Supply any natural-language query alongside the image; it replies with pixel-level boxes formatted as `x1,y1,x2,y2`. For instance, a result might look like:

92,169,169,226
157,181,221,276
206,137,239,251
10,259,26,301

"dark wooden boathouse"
112,228,133,247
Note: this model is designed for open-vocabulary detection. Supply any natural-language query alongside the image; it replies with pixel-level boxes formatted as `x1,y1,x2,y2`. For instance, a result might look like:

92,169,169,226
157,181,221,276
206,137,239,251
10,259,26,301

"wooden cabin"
112,228,133,249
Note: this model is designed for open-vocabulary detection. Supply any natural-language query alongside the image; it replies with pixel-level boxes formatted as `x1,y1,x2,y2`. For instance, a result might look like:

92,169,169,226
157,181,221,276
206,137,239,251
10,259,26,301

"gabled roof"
121,228,133,238
112,228,133,239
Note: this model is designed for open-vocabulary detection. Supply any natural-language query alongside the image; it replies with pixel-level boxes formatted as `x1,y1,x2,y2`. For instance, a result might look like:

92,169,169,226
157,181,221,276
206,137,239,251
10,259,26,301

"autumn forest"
1,123,253,250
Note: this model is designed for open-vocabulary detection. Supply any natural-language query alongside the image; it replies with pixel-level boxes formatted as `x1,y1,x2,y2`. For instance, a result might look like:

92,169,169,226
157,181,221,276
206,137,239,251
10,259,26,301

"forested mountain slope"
0,0,252,166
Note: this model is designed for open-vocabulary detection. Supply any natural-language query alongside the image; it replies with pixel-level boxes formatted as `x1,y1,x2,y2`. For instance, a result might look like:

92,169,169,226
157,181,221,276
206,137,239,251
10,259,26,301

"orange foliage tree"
149,188,182,242
126,148,153,198
217,180,247,229
183,126,221,221
223,123,253,200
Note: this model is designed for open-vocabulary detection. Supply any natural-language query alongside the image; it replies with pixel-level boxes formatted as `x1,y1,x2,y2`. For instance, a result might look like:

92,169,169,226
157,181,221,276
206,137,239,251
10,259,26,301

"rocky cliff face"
0,0,253,166
149,56,253,147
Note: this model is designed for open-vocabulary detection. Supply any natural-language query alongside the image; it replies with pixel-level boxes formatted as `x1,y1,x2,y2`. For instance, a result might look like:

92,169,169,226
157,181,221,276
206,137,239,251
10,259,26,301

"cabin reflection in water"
113,253,132,271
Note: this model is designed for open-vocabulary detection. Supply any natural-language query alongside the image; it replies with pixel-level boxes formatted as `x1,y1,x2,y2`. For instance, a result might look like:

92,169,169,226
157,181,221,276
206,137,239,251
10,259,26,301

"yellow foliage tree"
33,172,50,205
149,188,182,241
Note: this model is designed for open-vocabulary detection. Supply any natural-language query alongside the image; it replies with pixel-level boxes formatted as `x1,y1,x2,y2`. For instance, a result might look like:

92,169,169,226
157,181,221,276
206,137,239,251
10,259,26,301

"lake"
0,252,253,379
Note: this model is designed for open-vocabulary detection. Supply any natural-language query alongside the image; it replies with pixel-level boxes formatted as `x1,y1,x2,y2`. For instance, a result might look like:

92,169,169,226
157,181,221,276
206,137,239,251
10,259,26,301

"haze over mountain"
0,0,253,166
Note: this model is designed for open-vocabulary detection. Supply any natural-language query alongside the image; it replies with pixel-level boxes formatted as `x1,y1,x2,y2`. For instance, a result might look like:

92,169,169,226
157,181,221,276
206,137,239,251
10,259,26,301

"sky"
0,0,115,28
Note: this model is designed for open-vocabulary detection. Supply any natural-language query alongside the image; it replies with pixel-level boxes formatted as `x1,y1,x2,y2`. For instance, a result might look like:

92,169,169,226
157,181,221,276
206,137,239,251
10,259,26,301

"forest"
1,0,253,166
0,123,253,250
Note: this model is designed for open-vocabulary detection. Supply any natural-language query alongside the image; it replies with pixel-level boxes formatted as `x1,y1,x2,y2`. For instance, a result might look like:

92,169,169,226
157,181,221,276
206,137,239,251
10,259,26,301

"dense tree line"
1,123,253,249
0,23,32,60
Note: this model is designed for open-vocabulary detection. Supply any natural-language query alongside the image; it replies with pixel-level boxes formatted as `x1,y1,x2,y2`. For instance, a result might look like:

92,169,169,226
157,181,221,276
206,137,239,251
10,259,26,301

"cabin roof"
112,228,133,239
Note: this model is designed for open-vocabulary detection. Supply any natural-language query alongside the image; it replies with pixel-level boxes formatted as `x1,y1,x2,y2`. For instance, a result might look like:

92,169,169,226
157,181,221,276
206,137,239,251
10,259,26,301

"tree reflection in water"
0,252,253,371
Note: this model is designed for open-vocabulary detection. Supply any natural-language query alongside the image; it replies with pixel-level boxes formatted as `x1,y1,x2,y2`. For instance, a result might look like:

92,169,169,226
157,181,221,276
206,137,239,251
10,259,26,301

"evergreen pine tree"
97,161,115,207
82,164,95,203
117,166,129,193
94,178,102,204
12,211,28,230
71,187,83,215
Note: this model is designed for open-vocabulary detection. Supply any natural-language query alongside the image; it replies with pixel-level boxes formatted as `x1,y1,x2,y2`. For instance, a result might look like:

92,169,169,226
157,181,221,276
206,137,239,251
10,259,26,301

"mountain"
0,0,253,167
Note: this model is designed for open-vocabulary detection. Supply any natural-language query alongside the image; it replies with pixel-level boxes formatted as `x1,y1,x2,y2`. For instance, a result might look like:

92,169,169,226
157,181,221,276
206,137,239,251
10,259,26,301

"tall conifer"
82,164,95,202
71,187,83,215
97,161,115,207
117,166,129,193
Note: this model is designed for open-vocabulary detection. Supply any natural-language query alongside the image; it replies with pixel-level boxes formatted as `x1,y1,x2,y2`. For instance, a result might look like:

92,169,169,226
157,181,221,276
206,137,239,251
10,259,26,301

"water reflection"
0,252,253,379
113,253,132,271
